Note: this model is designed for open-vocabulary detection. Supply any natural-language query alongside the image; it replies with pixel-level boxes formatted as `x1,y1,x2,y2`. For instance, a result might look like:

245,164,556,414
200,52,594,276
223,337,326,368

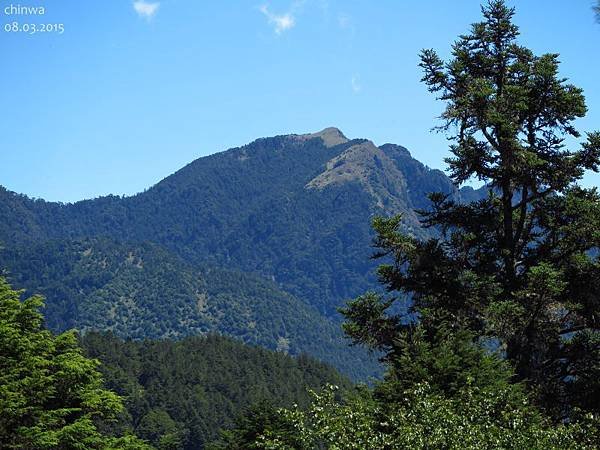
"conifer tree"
342,0,600,418
0,277,151,449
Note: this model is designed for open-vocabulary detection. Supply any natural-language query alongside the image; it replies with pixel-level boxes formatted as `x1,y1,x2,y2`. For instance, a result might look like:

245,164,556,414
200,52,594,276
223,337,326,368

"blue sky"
1,0,599,202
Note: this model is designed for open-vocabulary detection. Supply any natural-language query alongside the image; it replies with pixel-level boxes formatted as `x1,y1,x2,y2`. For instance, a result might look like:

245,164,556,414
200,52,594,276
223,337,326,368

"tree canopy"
81,332,351,450
220,384,598,449
216,2,600,447
343,0,600,418
0,277,151,450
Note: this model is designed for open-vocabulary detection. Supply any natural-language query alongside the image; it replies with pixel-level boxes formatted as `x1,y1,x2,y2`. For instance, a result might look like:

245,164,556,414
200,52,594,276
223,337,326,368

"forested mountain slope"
0,237,372,380
82,332,351,449
0,128,485,380
0,128,480,316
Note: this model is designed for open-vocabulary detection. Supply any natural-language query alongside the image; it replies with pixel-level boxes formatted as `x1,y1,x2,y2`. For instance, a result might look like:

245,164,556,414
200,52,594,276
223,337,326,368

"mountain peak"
296,127,348,148
305,140,414,211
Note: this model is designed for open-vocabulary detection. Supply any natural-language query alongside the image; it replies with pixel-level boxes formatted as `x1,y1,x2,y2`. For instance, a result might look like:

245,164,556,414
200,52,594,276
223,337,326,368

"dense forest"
0,277,349,449
81,332,350,449
1,1,600,449
216,1,600,447
0,277,151,449
0,237,375,380
0,130,483,319
0,133,473,379
0,128,474,380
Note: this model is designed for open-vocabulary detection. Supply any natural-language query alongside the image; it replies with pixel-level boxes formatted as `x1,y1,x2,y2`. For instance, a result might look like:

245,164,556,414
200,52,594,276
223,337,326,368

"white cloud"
259,4,296,34
351,74,361,93
338,12,356,34
133,1,160,20
338,13,350,29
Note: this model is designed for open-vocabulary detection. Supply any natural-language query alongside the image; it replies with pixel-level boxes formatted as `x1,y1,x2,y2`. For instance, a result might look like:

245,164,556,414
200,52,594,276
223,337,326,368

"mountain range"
0,127,483,380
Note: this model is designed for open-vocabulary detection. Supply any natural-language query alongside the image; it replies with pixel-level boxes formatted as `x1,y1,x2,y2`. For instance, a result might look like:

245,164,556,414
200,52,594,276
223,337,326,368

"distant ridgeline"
0,128,483,380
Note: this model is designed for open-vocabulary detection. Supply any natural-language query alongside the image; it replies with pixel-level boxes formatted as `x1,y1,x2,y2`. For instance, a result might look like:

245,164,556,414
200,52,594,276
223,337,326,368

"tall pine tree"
342,0,600,419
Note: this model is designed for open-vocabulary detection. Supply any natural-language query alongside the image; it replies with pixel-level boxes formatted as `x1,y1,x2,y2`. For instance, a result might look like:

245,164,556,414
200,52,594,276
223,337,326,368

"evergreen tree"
81,332,351,449
0,277,151,449
207,400,305,450
342,0,600,418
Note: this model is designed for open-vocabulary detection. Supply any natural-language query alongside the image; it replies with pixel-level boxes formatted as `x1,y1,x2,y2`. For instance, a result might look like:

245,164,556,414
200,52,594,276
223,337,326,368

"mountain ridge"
0,128,485,379
0,127,484,314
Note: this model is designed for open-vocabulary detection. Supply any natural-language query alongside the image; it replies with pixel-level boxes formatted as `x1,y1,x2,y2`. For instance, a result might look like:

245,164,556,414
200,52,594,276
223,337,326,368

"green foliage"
207,400,305,450
136,410,187,450
376,327,515,401
0,277,151,450
0,128,482,382
343,0,600,419
82,332,351,450
236,384,599,449
0,237,380,381
0,130,479,319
